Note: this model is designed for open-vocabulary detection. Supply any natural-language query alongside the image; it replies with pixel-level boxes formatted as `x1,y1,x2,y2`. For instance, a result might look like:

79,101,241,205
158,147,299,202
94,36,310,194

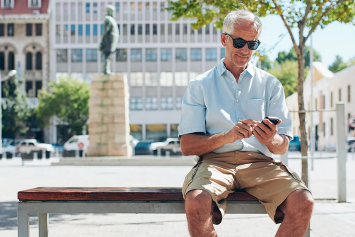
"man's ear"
221,34,227,47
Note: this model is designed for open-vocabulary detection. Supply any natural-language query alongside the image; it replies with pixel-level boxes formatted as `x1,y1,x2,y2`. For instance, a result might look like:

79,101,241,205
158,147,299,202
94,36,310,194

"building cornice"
0,14,49,22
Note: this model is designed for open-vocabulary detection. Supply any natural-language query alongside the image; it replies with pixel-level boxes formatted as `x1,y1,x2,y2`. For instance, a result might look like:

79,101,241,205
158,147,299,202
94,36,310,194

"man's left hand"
253,118,282,145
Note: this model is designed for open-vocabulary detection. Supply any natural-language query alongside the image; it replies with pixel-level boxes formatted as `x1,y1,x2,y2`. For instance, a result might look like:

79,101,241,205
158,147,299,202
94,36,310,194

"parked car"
151,138,181,156
134,141,154,155
288,135,318,151
63,135,89,157
16,139,54,159
0,143,16,158
348,137,355,152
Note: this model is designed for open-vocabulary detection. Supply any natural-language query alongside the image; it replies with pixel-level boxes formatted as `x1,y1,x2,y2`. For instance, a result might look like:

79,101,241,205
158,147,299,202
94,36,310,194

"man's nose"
240,43,250,53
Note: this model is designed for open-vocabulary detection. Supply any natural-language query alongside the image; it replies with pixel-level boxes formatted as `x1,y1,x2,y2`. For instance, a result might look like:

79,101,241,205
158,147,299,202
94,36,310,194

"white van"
63,135,89,157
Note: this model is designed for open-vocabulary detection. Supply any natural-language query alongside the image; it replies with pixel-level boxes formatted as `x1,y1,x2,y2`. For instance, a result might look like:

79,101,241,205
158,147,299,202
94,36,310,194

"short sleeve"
268,80,293,140
178,80,206,138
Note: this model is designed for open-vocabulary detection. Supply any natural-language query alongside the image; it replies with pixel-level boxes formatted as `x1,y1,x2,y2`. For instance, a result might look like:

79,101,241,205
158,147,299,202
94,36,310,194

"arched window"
8,52,15,70
0,52,4,70
26,52,32,70
35,52,42,70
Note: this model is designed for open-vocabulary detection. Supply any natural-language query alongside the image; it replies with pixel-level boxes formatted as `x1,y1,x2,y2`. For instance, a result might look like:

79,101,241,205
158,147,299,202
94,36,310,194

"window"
330,118,333,136
160,72,173,86
35,23,42,36
161,97,173,110
0,52,4,70
129,73,143,86
176,48,187,61
70,24,75,36
330,92,333,107
78,24,83,36
35,81,42,97
323,122,326,136
145,24,150,35
93,2,98,14
26,24,32,36
221,48,225,59
191,48,202,61
26,52,33,70
322,95,326,109
146,124,167,142
115,2,120,11
29,0,42,8
348,85,351,102
183,24,188,35
7,23,14,36
145,72,158,86
85,24,90,36
138,24,142,35
130,24,135,35
146,49,157,61
130,124,142,140
100,24,103,36
175,23,180,35
161,49,172,61
315,99,317,110
0,24,4,36
160,24,165,35
175,72,188,86
206,48,217,61
198,28,202,35
71,49,83,62
35,52,42,70
153,24,157,35
93,24,98,35
8,52,14,70
131,49,142,61
175,97,182,110
116,49,127,61
86,49,97,62
56,49,67,63
85,3,90,14
2,0,14,8
205,24,210,34
339,88,341,101
145,97,158,110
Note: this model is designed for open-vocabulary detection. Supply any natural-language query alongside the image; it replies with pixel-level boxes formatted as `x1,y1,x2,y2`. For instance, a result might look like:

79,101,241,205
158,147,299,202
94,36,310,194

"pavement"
0,151,355,236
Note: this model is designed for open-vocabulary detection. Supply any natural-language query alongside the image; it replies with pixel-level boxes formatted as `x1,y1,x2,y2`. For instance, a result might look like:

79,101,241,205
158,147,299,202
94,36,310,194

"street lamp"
0,70,17,155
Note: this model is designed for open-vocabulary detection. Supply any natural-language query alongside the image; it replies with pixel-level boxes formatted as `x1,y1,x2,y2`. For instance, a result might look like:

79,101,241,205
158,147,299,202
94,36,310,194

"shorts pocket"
275,161,304,184
246,99,265,121
182,162,203,197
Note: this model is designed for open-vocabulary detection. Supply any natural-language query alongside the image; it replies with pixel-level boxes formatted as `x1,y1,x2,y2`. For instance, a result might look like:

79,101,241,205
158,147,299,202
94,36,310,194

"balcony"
24,71,42,80
27,98,39,108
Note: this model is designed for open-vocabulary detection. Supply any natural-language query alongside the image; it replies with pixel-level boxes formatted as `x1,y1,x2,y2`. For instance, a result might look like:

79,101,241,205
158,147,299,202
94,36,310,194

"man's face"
221,19,259,69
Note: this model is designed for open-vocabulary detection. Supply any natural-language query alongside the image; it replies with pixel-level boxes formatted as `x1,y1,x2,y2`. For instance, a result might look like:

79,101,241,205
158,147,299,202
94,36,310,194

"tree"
328,55,355,72
259,54,273,71
268,60,308,97
1,75,30,139
167,0,355,186
36,77,90,138
276,46,322,67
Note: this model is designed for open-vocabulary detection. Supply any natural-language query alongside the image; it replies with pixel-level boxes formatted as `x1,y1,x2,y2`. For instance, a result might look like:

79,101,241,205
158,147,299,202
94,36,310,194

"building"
48,0,225,143
286,63,355,150
0,0,50,141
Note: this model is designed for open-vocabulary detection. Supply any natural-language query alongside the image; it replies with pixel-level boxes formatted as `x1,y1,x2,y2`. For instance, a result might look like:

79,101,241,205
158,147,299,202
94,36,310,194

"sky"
257,15,355,67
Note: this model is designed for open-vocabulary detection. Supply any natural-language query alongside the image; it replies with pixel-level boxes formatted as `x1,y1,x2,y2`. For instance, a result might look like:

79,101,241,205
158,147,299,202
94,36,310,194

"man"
179,10,313,237
99,5,119,75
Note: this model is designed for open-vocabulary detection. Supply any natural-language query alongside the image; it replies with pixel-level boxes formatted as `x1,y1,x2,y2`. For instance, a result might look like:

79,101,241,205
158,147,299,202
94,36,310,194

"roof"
0,0,49,15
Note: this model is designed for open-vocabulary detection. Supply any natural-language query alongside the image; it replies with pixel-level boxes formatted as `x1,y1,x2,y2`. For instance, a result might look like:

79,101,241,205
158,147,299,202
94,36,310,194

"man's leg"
276,189,314,237
185,190,217,237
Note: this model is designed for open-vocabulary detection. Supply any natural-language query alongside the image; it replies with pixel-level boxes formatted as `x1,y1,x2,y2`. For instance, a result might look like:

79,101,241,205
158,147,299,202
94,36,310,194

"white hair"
222,10,262,36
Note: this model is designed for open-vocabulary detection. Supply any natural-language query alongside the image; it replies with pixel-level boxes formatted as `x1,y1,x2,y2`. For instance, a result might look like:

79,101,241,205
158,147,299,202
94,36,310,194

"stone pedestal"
87,74,132,157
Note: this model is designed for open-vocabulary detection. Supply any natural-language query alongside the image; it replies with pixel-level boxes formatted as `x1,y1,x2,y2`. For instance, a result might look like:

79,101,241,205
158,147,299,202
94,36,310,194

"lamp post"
0,70,17,155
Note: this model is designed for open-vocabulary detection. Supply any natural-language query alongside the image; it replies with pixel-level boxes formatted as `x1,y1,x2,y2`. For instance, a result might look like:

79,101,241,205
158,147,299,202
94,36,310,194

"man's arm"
180,119,255,156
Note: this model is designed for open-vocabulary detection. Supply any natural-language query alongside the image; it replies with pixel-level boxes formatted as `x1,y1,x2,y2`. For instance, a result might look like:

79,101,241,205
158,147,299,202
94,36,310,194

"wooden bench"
18,187,310,237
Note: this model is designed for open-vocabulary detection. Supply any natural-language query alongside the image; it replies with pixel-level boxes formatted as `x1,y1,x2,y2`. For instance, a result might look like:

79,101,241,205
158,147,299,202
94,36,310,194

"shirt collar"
217,58,255,78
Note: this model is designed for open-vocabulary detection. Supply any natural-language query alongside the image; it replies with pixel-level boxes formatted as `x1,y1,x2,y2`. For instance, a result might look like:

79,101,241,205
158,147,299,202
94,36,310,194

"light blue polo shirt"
178,59,293,157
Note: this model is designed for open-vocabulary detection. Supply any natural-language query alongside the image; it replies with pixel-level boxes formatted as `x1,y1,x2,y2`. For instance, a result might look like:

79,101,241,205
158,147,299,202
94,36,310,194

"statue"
99,5,119,75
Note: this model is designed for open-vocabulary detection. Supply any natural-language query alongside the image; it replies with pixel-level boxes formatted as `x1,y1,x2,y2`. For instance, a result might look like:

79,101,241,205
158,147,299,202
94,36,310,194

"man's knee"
281,190,314,216
185,190,213,215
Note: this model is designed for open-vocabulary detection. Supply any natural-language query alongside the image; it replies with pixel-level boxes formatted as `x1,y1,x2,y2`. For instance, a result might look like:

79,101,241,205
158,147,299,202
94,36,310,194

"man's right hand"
223,119,256,143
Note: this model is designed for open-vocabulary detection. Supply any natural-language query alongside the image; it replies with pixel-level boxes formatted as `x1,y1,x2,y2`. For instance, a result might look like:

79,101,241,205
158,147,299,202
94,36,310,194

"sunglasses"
223,33,261,50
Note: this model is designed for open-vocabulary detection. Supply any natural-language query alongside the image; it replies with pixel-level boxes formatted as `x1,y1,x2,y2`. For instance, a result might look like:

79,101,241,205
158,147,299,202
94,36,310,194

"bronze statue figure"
99,5,119,75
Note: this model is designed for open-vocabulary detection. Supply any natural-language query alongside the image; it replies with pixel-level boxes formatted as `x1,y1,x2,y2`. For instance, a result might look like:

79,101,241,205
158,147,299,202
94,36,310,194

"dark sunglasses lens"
233,39,246,48
248,41,259,50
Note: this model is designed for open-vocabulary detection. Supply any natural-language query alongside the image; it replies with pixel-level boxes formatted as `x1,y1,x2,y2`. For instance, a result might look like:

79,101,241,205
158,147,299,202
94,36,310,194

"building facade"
49,0,226,143
286,63,355,150
0,0,50,141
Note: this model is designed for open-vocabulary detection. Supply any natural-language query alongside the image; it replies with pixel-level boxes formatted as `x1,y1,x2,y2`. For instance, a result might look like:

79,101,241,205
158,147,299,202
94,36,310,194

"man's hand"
224,119,256,143
253,118,282,145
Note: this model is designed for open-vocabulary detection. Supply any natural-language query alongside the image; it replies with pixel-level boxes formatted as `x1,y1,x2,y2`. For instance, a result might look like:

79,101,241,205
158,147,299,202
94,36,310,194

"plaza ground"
1,151,355,236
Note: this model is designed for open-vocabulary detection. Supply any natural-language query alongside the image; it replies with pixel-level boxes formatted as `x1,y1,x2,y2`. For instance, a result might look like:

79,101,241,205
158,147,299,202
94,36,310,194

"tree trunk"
297,48,309,187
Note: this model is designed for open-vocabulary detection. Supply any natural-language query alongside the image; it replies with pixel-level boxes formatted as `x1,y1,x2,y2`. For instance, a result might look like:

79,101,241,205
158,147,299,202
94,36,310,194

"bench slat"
18,187,258,202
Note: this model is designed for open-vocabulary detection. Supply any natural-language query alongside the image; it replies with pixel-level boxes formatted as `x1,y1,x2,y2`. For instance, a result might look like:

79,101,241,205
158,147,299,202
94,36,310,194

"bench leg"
18,208,29,237
39,213,48,237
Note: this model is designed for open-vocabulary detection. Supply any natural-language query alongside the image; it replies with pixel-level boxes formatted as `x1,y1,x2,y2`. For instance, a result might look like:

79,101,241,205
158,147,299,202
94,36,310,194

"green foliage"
328,55,355,72
36,77,90,136
259,55,273,71
267,60,308,97
276,46,322,67
1,76,30,139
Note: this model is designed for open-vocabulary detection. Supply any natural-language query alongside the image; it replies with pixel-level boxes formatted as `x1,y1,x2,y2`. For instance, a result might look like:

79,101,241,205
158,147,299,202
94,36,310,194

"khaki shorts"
182,151,310,224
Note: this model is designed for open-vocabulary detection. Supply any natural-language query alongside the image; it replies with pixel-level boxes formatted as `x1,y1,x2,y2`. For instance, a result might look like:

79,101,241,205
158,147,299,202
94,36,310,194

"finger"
240,119,256,125
253,127,263,140
237,123,253,137
276,119,282,125
254,126,267,138
234,125,249,138
262,119,275,129
259,121,273,133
